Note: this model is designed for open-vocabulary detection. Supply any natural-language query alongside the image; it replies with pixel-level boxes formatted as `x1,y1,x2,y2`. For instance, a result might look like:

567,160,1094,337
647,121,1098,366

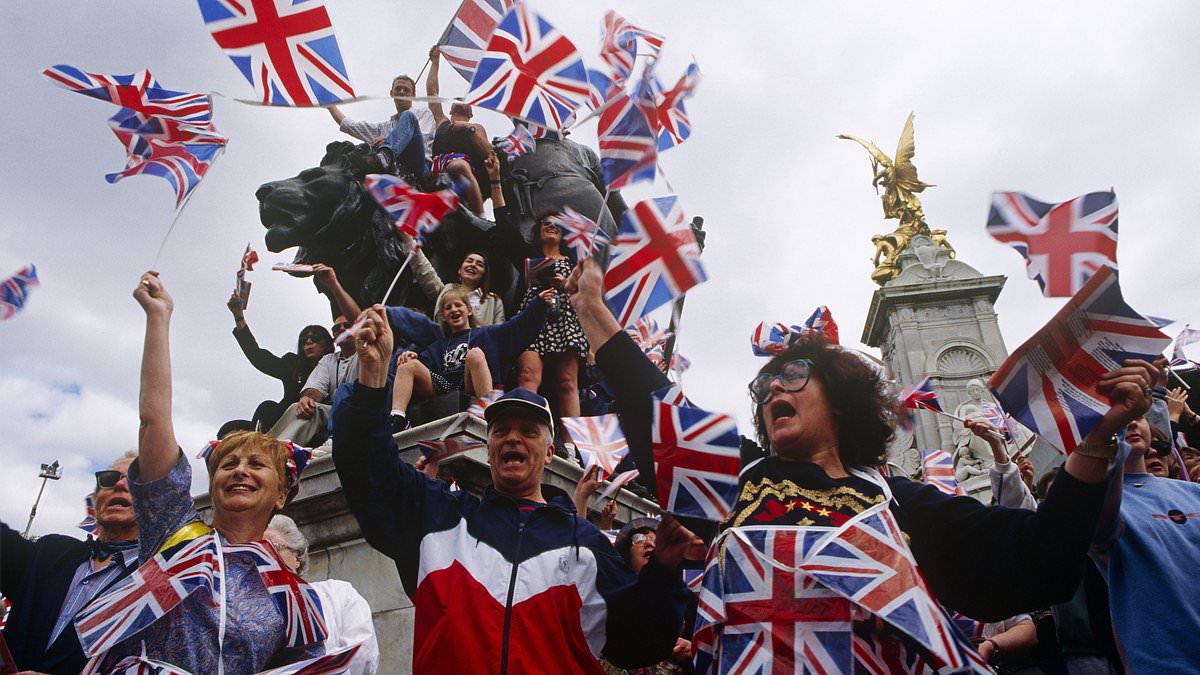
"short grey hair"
266,514,310,575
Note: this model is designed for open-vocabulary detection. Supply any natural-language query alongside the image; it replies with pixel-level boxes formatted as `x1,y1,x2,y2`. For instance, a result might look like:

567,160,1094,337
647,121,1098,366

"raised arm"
426,45,448,127
314,263,362,319
134,271,179,482
228,291,292,380
327,105,347,126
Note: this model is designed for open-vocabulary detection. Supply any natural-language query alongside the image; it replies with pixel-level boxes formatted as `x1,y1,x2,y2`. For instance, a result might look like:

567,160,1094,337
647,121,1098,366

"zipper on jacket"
499,519,525,675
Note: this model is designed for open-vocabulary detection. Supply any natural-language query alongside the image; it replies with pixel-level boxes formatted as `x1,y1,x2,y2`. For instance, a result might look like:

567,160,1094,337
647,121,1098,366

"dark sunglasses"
331,322,352,332
95,470,127,489
749,359,813,404
301,332,326,344
1149,439,1173,458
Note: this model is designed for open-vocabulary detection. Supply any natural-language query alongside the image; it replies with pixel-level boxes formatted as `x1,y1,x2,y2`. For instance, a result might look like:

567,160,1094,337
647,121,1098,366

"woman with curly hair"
564,257,1158,673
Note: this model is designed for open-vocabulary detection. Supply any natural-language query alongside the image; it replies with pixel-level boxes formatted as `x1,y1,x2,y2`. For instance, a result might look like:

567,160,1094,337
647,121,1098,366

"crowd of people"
4,46,1200,675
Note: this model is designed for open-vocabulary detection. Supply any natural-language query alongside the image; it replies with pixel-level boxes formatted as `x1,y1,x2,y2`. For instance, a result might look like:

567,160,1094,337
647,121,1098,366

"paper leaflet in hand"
989,266,1170,454
237,243,258,310
593,469,639,507
272,262,316,274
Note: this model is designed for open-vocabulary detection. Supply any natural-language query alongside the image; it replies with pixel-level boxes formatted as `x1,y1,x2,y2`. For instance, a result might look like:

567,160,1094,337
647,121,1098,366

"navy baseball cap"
484,388,554,428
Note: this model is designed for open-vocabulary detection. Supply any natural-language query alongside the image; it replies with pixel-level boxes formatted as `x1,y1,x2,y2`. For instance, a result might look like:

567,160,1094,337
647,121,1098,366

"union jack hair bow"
750,322,805,357
197,439,313,490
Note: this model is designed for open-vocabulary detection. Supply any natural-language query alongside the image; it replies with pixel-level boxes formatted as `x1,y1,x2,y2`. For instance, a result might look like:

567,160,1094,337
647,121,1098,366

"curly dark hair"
750,335,897,467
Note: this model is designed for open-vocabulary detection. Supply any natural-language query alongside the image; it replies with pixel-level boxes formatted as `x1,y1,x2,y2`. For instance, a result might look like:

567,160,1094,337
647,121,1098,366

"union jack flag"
259,643,364,674
498,122,536,160
79,493,98,535
1171,325,1200,368
106,109,226,209
586,67,617,110
100,652,192,675
237,243,258,310
76,533,222,656
523,256,559,289
465,3,590,130
653,383,692,408
1,265,39,321
899,378,942,413
224,541,326,646
105,109,227,147
979,401,1014,442
605,195,707,327
363,174,459,244
438,0,515,82
693,527,856,673
467,388,504,419
548,207,603,259
799,508,991,673
196,0,356,106
990,265,1170,454
655,62,700,152
597,69,658,189
987,190,1118,297
651,398,739,521
599,10,665,85
562,414,629,479
805,305,839,345
594,468,639,504
750,307,839,357
921,449,964,496
626,316,671,352
417,437,485,463
42,66,213,124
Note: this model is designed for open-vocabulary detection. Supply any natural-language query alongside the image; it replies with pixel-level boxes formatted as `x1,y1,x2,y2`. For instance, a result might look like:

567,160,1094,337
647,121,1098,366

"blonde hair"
437,288,479,332
205,430,289,493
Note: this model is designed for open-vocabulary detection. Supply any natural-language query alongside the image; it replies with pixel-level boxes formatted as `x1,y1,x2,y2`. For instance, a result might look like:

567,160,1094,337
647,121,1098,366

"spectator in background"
963,419,1037,510
334,308,692,673
1,454,141,674
328,73,435,176
405,237,508,327
266,515,380,675
388,287,549,432
227,290,333,430
516,216,590,423
266,312,358,447
425,46,500,215
572,465,617,530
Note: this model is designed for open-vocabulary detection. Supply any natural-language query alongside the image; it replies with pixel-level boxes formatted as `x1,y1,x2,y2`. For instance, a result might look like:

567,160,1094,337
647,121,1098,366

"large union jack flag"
107,110,226,208
562,414,629,479
363,174,459,244
75,533,222,656
599,10,665,86
196,0,356,106
921,449,964,496
224,540,327,647
655,62,701,152
438,0,515,82
465,3,590,130
42,66,213,124
1,265,39,321
987,190,1118,297
651,398,739,521
597,67,659,189
990,265,1170,454
604,195,707,327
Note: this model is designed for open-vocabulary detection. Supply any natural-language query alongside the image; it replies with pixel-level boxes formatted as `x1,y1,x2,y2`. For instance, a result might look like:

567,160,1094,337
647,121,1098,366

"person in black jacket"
227,290,333,429
562,257,1158,672
1,455,140,674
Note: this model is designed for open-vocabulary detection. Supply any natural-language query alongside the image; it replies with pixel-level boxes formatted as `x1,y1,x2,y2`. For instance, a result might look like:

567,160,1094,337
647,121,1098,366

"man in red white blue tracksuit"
333,305,692,673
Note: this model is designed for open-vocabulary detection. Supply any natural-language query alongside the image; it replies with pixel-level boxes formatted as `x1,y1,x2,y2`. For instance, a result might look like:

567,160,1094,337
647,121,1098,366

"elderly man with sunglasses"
1,455,140,674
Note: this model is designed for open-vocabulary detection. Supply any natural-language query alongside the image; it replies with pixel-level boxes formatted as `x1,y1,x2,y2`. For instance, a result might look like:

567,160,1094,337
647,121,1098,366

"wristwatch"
985,638,1002,663
1073,434,1118,459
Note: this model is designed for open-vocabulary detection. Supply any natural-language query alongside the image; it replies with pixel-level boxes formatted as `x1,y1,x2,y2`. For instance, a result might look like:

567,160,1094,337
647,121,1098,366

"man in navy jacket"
333,305,693,674
2,455,140,674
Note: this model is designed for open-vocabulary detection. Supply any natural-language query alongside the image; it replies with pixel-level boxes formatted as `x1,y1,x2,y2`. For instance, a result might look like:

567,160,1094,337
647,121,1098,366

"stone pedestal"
198,412,658,673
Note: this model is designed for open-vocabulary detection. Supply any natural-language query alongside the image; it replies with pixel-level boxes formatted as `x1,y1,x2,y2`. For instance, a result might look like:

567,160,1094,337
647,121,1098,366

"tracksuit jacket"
332,383,688,674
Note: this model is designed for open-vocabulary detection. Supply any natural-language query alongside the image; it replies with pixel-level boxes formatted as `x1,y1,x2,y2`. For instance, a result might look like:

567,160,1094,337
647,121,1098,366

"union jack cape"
224,541,327,647
196,0,356,106
604,195,707,327
693,471,990,674
363,174,459,244
465,3,590,130
651,396,740,521
438,0,515,82
101,642,362,675
562,414,629,478
987,190,1118,297
1,265,39,321
990,265,1170,454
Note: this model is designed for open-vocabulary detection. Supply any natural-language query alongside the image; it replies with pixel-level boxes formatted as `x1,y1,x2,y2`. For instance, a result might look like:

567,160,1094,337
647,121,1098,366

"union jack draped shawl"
693,469,990,674
196,0,356,106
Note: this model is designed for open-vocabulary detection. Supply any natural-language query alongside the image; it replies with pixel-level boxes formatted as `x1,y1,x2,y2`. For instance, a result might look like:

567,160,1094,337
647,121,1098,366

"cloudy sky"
2,1,1197,538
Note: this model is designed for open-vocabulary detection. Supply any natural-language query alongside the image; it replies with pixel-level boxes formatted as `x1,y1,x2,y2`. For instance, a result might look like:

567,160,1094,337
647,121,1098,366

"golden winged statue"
838,112,954,285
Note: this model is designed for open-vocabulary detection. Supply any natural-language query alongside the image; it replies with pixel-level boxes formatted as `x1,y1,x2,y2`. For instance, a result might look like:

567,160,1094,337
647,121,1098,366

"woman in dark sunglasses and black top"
563,256,1160,673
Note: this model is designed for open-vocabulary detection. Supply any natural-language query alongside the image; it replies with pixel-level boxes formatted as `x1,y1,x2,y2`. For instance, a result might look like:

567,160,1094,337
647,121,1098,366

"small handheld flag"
0,265,39,320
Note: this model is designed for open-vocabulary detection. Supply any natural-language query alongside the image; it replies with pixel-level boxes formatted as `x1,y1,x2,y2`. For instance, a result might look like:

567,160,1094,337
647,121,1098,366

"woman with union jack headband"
564,256,1158,673
77,271,329,674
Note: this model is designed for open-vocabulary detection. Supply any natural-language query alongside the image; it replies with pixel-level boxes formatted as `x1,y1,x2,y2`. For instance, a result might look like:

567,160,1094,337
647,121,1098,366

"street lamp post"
22,460,62,538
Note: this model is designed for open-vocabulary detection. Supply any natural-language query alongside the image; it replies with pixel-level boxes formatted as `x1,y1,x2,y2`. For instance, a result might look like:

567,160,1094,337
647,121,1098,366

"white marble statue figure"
953,378,995,483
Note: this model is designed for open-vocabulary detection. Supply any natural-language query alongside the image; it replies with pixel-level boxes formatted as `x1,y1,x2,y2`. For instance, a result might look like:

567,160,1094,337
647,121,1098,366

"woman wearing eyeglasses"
76,271,326,674
564,257,1159,672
